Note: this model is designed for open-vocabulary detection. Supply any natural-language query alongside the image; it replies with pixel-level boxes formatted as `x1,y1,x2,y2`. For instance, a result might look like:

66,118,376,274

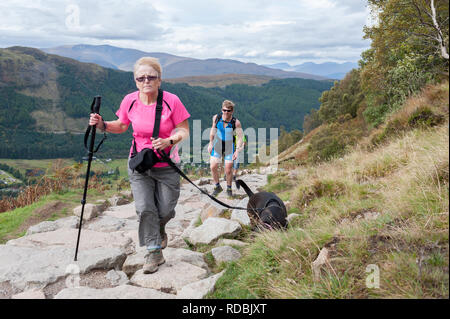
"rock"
189,218,242,245
26,216,80,235
181,209,202,223
183,200,209,213
56,216,80,229
200,203,227,222
108,195,130,207
312,247,329,282
86,216,126,232
95,200,110,212
11,289,46,299
198,178,210,186
177,270,225,299
167,236,189,249
0,245,126,291
6,228,134,255
130,262,208,294
181,217,200,240
164,219,185,237
55,285,175,299
119,190,133,199
231,198,250,226
103,203,137,219
122,247,208,276
26,221,59,235
163,247,208,270
211,246,241,263
73,204,100,221
217,239,248,247
287,213,300,223
106,270,129,286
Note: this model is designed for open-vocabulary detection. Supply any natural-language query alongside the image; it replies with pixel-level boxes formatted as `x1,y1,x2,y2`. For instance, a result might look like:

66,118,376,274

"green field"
0,157,129,178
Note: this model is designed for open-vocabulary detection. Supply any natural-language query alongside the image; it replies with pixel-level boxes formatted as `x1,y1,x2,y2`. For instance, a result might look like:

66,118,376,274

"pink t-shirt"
116,90,190,168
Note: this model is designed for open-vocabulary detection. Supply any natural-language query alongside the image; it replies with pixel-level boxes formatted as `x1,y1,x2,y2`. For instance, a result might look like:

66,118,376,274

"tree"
303,109,323,135
360,0,449,126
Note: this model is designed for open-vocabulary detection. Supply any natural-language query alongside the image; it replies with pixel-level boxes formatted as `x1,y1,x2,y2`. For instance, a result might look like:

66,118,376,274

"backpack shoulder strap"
231,117,236,131
128,99,137,113
214,113,222,127
152,89,164,139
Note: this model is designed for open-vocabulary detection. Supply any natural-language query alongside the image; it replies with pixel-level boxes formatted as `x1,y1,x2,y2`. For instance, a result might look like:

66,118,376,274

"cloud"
0,0,371,64
0,0,165,45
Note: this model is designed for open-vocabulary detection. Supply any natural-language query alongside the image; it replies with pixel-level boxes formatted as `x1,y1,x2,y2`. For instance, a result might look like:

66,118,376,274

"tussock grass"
211,87,448,298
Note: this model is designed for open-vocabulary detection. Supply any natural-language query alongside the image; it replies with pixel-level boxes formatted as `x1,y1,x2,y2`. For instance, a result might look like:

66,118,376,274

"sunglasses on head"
135,75,159,82
222,109,233,113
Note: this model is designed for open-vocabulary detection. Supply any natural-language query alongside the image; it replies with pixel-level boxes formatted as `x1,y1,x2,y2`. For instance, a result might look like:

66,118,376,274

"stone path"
0,170,267,299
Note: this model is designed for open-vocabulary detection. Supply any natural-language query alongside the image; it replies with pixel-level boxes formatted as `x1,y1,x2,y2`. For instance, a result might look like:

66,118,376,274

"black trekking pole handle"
74,96,101,261
92,95,101,114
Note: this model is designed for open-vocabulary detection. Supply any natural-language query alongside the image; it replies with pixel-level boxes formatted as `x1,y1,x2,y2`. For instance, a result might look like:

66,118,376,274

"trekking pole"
74,96,102,261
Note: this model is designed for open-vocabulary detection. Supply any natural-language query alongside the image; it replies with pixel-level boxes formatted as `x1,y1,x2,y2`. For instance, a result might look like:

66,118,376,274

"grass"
0,201,42,244
0,172,130,243
210,104,448,298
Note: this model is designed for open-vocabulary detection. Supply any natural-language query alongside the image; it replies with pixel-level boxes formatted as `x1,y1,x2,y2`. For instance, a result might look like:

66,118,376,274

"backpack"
214,112,239,151
214,112,236,131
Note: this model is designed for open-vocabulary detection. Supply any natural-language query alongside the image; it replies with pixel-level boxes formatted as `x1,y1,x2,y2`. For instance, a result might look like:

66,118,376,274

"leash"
156,149,264,213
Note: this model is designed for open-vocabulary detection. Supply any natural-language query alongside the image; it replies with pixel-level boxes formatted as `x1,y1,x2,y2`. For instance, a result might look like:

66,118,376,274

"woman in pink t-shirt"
89,57,190,274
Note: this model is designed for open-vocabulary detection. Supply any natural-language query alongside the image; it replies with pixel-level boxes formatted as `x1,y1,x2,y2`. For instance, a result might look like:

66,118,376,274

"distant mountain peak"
265,61,358,79
41,44,327,80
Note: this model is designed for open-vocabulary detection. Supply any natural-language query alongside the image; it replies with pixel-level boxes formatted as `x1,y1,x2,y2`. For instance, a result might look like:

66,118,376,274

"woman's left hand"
151,137,171,150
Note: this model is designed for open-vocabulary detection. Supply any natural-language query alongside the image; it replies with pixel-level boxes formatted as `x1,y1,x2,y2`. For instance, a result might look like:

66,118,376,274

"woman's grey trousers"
128,162,181,251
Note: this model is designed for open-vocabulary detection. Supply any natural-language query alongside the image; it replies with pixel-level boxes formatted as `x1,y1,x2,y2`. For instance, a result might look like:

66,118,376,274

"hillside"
0,46,333,159
42,44,327,80
42,44,195,73
210,81,449,298
211,0,449,297
164,74,275,88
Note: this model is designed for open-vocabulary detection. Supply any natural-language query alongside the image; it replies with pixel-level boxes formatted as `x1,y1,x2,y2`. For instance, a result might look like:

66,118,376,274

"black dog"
236,179,288,229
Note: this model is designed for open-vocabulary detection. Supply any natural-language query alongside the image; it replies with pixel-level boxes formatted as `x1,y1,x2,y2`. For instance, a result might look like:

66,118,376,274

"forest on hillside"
301,0,449,162
0,46,332,159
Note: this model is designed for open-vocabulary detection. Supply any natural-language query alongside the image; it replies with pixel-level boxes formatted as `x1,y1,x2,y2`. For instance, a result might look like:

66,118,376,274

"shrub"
308,122,363,162
371,118,406,146
363,102,390,128
408,106,444,128
296,179,346,207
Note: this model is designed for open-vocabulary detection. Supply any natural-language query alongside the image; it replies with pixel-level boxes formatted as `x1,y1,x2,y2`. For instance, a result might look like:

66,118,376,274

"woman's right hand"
89,113,104,128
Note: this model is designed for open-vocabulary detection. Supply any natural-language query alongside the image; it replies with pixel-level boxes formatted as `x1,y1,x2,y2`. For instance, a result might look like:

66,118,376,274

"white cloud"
0,0,371,64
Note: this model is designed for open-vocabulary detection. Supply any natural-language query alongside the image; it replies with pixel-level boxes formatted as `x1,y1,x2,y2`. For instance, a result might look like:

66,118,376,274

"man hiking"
208,100,244,197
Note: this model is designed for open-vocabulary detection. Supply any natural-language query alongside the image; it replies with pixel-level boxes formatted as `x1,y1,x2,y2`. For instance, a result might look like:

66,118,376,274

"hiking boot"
227,189,233,198
143,250,165,274
212,184,223,197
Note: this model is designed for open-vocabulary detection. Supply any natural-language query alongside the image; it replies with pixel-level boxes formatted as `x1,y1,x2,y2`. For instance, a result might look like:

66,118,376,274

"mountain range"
42,44,328,80
264,62,358,79
0,46,333,159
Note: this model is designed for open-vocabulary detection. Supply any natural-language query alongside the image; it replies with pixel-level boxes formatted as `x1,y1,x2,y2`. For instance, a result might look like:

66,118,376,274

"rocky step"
0,172,269,299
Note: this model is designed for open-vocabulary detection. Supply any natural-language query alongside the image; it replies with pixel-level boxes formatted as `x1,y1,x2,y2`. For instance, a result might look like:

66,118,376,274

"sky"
0,0,373,65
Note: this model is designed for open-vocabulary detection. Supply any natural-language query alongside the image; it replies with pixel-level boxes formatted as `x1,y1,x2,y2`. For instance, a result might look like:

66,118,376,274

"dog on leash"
236,179,288,229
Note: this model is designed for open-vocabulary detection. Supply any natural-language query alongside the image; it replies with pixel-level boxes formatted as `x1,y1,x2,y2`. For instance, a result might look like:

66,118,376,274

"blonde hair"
222,100,235,110
133,57,162,78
